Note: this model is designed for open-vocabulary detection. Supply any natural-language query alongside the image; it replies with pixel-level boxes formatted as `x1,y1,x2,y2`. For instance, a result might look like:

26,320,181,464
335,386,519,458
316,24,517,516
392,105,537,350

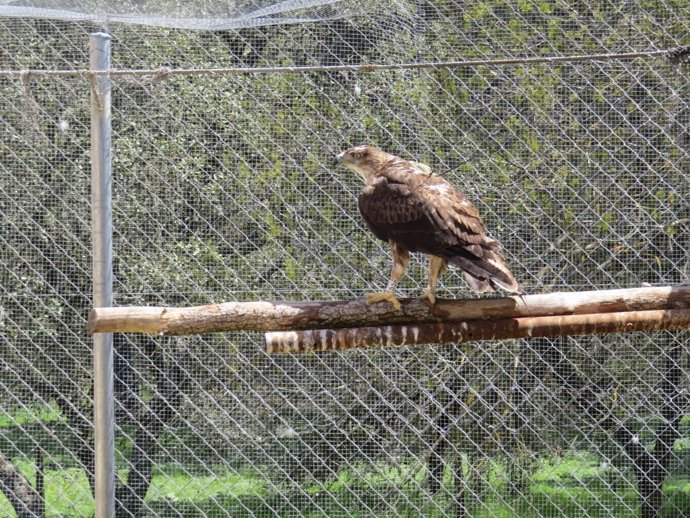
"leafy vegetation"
1,1,689,516
3,440,690,517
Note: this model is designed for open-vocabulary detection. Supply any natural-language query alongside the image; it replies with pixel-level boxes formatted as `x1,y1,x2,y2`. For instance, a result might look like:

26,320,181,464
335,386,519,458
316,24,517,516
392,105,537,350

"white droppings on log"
401,326,407,345
265,306,690,353
267,331,296,353
305,331,315,351
289,331,300,352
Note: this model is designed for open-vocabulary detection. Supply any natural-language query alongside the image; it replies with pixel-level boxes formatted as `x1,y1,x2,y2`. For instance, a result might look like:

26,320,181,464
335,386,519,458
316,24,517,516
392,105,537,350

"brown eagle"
336,145,522,310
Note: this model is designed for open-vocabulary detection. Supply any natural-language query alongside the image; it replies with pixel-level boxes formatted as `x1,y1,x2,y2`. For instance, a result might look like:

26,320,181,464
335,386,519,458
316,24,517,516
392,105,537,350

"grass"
0,403,63,428
145,468,264,503
0,459,94,517
2,408,690,516
2,452,690,517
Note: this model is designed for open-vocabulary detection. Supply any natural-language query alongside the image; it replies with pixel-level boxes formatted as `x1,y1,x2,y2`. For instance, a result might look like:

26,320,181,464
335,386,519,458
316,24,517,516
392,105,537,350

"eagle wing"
358,159,520,293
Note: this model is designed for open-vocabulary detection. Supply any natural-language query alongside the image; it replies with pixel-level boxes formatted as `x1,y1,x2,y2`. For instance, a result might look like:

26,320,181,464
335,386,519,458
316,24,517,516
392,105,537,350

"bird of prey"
335,145,522,310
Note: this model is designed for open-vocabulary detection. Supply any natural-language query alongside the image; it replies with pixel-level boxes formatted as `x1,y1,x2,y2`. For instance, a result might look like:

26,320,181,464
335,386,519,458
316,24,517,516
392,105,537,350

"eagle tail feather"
462,272,494,293
449,251,522,294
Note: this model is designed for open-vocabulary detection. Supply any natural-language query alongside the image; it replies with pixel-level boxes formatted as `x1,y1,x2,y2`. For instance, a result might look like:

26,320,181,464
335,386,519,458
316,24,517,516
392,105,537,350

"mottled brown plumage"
336,145,521,308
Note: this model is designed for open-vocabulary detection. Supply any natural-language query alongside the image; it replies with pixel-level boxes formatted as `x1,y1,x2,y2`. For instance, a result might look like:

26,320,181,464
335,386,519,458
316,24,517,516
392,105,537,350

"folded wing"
358,160,521,293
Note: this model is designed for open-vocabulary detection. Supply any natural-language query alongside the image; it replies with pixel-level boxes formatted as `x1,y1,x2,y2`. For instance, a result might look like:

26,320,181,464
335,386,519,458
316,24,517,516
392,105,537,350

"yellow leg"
366,241,408,311
423,255,448,305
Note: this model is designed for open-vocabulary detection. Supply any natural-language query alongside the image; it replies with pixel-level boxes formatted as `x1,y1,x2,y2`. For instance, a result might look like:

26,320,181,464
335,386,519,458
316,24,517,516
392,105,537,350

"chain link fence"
1,2,689,516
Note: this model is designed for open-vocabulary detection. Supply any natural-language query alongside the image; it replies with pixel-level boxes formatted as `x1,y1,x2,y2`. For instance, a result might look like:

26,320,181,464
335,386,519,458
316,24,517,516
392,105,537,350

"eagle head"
335,145,393,184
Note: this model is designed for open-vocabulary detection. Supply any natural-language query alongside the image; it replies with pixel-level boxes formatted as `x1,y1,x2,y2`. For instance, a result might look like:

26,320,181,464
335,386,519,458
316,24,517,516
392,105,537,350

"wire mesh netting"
0,0,353,29
1,2,690,517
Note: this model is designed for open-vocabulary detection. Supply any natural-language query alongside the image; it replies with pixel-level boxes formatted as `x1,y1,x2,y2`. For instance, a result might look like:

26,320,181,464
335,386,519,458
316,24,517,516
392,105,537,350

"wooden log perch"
88,286,690,336
265,308,690,354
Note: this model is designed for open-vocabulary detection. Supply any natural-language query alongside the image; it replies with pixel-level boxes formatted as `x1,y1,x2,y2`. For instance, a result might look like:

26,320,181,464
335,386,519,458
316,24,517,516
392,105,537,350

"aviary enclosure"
1,1,689,517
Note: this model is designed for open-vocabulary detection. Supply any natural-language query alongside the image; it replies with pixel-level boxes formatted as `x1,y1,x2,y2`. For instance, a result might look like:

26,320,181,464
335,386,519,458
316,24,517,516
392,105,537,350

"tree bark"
454,456,466,518
115,343,192,518
266,308,690,353
627,335,682,518
89,286,690,335
0,451,42,518
535,335,684,518
49,386,95,496
34,447,44,518
427,345,464,495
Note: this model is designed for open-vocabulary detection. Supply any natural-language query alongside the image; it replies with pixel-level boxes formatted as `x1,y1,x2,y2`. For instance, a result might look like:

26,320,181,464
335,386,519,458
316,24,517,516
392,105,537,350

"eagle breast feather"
358,160,488,257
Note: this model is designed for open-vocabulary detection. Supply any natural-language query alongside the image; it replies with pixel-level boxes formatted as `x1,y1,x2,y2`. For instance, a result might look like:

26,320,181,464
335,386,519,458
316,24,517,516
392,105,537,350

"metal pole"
90,32,115,518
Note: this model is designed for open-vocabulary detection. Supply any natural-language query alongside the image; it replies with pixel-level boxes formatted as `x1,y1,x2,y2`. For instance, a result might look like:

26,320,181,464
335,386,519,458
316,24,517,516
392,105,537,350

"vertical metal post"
90,32,115,518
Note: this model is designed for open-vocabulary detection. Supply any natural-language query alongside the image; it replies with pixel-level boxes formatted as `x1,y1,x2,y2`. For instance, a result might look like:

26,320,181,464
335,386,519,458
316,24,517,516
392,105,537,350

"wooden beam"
88,286,690,335
265,308,690,353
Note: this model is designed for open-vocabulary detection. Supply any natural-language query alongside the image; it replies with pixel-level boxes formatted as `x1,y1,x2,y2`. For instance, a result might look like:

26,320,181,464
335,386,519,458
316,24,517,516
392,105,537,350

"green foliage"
3,451,690,516
1,2,689,516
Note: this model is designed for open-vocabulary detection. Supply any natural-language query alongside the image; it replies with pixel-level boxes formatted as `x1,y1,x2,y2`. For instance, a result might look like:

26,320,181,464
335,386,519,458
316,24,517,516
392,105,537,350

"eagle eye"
352,152,363,159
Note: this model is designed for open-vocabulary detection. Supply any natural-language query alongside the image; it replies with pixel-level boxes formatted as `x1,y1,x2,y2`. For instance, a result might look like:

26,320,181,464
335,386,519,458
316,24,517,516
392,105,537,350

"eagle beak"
334,152,344,166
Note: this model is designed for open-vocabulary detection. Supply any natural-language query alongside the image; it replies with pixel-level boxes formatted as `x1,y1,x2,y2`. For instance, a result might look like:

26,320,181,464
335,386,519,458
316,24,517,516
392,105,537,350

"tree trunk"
115,341,191,517
89,286,690,335
0,451,42,518
454,456,466,518
114,334,140,422
34,447,44,518
536,336,684,518
427,346,464,494
42,381,95,497
628,334,682,518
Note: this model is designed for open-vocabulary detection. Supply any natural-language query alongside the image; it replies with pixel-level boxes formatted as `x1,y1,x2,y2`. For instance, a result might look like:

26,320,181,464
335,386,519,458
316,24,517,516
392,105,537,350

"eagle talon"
422,290,436,307
365,292,402,311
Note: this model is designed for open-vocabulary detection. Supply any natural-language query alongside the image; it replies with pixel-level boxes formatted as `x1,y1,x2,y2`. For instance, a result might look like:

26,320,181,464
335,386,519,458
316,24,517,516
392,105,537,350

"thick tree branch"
89,286,690,335
266,308,690,353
